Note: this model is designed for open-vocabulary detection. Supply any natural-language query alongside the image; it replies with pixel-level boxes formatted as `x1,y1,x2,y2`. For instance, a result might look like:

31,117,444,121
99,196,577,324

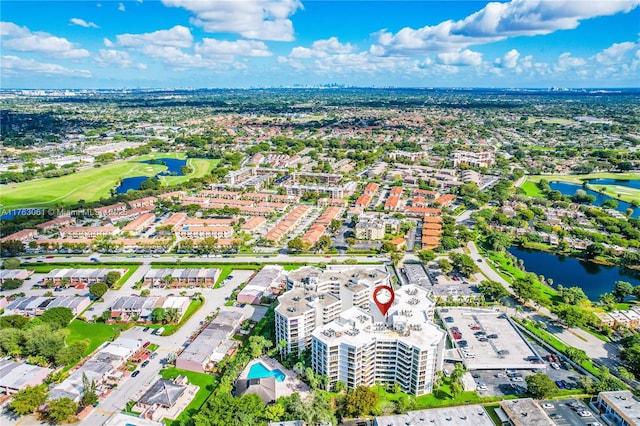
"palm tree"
433,370,444,398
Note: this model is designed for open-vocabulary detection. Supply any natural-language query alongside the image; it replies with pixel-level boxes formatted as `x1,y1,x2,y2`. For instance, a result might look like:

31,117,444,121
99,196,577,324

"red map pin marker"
373,285,395,316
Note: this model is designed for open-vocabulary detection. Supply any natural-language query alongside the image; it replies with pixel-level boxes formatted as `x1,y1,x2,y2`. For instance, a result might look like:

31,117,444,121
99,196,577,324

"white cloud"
195,39,271,59
554,52,586,72
501,49,520,68
1,55,91,77
94,49,146,69
118,2,125,12
113,26,265,69
373,0,640,56
115,25,193,48
161,0,302,41
438,49,482,66
289,37,353,59
70,18,99,28
1,21,90,59
594,41,637,64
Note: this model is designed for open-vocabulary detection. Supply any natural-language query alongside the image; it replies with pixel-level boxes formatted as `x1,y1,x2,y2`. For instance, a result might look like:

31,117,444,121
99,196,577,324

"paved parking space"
438,307,543,370
528,339,584,389
540,399,602,426
470,369,529,398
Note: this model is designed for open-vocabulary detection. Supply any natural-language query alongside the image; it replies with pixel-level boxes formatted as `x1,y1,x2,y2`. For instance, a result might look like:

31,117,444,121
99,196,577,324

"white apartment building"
311,285,443,396
452,151,494,168
355,214,401,241
276,265,390,355
275,266,444,396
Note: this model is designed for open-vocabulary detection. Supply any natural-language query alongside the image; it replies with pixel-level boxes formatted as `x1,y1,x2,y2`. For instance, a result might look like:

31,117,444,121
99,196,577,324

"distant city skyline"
2,0,639,89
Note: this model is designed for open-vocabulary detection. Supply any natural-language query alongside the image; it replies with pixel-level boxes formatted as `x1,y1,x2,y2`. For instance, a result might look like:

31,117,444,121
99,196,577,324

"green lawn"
146,298,203,335
373,384,515,413
0,160,165,209
520,181,545,198
65,320,126,356
160,367,217,425
0,153,220,210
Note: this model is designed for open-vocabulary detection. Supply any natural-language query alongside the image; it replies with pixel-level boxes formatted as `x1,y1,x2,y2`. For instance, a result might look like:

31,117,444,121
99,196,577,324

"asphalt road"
21,253,386,265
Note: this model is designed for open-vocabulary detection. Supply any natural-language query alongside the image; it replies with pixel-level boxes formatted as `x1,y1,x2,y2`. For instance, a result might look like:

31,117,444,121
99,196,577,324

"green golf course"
0,153,219,210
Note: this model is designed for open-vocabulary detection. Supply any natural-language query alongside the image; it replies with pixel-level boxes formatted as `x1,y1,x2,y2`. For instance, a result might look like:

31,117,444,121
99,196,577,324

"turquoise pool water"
247,362,286,382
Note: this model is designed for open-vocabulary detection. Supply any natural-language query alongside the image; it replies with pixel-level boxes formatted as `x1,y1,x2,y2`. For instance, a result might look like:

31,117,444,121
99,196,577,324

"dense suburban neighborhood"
0,83,639,426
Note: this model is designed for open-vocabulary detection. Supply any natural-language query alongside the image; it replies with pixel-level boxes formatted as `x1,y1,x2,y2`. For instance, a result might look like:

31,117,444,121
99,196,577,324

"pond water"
588,178,640,190
507,246,640,301
115,158,187,194
548,181,639,218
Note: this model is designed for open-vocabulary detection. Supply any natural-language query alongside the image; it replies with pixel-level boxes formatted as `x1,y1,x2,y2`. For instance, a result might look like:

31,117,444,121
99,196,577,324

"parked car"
444,317,454,323
555,380,565,389
141,360,150,368
131,370,140,377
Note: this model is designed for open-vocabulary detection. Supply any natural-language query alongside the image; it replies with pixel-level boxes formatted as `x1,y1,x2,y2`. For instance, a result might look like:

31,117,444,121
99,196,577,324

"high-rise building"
274,265,444,396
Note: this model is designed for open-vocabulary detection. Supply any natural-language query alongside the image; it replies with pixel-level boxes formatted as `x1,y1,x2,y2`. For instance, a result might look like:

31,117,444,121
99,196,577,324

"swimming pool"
247,362,286,382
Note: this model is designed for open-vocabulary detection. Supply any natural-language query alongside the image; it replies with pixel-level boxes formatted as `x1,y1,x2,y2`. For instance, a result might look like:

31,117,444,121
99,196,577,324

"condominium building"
355,214,400,240
311,285,444,396
275,266,444,396
452,150,494,168
276,265,391,356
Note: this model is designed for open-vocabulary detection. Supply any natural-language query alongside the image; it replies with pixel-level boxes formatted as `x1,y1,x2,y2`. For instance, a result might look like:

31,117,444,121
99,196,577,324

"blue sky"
2,0,639,88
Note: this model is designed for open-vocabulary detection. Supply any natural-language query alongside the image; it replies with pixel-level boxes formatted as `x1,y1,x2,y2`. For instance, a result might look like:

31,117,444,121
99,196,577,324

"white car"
578,411,593,417
510,376,524,382
542,403,553,409
550,362,560,369
464,352,476,358
477,384,487,390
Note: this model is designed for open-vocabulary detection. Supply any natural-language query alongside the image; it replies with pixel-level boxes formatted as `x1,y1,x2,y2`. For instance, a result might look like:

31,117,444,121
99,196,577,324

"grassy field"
65,320,126,356
0,153,220,210
526,172,640,204
160,367,217,426
520,181,545,198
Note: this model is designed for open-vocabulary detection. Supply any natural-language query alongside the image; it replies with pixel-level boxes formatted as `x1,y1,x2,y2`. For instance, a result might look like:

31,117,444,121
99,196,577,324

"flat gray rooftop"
438,307,543,370
374,404,494,426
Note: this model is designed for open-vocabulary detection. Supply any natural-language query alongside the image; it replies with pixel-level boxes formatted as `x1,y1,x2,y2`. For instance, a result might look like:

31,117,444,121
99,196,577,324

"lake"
588,178,640,190
507,246,640,301
115,158,187,194
116,176,154,194
141,158,187,175
549,181,639,218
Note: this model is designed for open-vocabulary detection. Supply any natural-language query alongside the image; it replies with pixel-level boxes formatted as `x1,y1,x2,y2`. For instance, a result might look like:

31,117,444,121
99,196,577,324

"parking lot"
423,261,483,299
541,399,603,426
439,307,544,370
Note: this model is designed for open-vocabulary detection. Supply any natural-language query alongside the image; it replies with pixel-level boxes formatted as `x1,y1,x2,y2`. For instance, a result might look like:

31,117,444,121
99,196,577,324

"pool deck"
239,356,310,399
